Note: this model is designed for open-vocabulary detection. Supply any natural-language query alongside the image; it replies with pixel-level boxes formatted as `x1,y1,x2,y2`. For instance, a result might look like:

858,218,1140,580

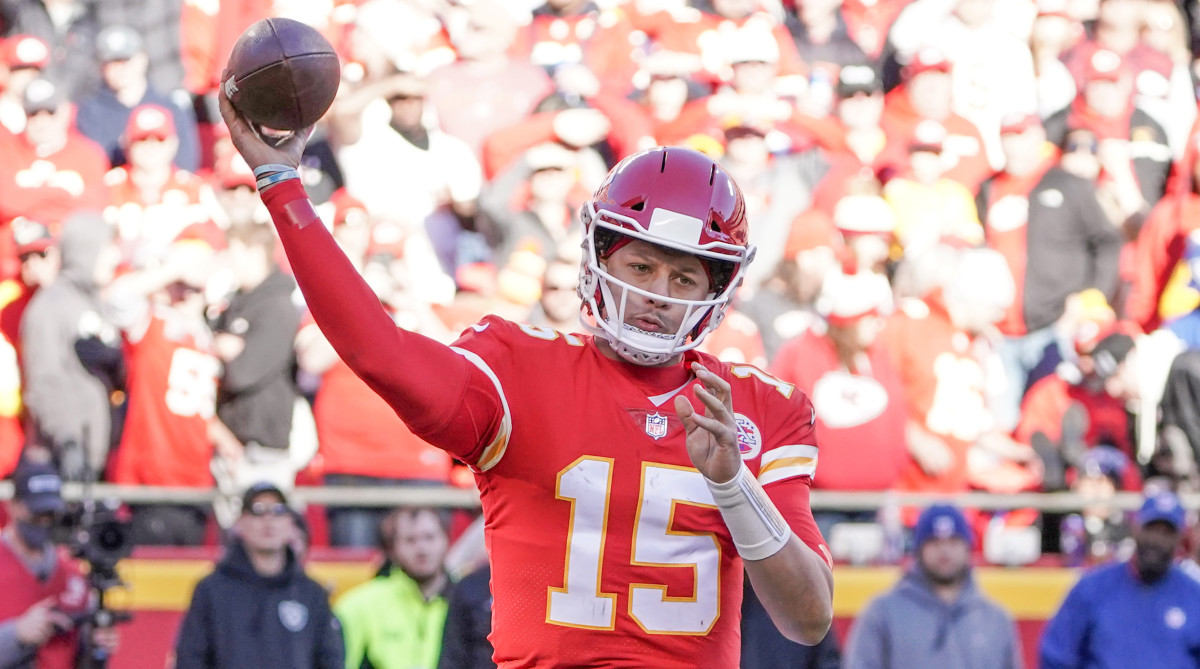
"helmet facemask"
577,201,755,366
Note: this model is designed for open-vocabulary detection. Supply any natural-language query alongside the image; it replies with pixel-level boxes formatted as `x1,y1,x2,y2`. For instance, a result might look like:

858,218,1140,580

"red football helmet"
578,146,756,365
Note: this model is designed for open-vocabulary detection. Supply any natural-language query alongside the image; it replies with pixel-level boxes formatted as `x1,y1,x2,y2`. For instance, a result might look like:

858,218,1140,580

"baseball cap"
837,64,881,97
241,481,289,513
22,77,61,115
723,26,780,65
13,462,66,514
1000,112,1042,135
817,269,893,326
5,34,49,70
12,218,54,256
913,504,973,547
908,120,947,153
329,188,368,228
126,104,176,143
1136,491,1186,530
96,25,143,62
904,46,952,79
1086,49,1126,82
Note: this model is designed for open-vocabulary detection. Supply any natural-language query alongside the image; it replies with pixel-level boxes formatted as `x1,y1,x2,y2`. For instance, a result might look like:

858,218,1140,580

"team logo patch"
278,600,308,632
645,412,668,440
734,413,762,460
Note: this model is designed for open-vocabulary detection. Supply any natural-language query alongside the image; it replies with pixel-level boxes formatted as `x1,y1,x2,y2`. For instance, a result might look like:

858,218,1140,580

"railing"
0,482,1182,513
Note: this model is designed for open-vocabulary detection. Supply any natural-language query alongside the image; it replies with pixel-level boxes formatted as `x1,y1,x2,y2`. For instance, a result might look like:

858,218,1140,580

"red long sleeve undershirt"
261,179,502,463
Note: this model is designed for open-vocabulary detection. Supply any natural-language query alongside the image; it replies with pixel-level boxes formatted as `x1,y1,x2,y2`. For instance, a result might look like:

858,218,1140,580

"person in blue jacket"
1040,490,1200,669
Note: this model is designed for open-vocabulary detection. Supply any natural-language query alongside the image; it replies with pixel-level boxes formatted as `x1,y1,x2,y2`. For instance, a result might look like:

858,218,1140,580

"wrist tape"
705,464,790,561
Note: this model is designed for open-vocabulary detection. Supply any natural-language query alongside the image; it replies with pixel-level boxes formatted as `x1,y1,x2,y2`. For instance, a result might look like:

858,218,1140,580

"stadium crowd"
0,0,1198,578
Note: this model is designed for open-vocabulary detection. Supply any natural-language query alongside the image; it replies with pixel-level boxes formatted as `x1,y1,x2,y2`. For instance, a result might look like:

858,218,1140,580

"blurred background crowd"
1,0,1200,567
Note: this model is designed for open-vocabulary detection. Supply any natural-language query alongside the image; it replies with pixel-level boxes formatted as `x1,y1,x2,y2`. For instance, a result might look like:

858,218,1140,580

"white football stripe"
451,346,512,472
758,444,818,485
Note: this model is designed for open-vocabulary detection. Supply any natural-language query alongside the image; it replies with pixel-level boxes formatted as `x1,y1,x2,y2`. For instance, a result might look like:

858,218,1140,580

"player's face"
602,239,711,335
917,537,970,586
389,510,449,583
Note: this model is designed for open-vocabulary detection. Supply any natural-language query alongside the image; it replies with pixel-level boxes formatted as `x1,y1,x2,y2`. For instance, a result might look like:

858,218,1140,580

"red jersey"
111,310,219,487
450,317,825,668
770,329,908,491
879,87,992,192
0,131,110,226
104,166,212,264
1015,373,1133,463
0,538,89,669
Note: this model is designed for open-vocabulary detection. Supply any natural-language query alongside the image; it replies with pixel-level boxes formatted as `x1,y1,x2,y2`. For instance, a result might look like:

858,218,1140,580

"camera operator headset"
0,463,118,668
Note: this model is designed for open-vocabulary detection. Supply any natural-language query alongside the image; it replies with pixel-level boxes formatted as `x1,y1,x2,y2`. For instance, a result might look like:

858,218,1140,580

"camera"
53,499,134,668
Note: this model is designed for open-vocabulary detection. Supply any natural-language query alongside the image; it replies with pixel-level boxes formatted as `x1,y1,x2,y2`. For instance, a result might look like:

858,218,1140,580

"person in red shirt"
106,240,220,545
0,463,116,667
771,269,907,536
509,0,639,93
224,79,833,664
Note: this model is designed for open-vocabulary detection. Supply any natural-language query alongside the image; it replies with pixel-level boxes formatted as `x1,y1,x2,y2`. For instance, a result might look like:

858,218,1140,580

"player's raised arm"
216,81,502,460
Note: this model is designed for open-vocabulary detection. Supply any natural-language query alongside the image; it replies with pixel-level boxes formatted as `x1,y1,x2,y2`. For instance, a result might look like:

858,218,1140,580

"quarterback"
219,83,832,668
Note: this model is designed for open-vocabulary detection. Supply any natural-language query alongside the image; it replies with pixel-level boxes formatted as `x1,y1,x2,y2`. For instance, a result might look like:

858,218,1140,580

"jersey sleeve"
261,180,504,464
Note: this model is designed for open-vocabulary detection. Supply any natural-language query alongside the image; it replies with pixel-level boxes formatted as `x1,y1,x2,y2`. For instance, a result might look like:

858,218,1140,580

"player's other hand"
674,362,741,484
218,68,311,172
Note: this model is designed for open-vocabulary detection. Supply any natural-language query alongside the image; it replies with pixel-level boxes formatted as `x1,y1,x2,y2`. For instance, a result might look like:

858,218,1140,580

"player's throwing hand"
217,69,311,172
675,362,741,484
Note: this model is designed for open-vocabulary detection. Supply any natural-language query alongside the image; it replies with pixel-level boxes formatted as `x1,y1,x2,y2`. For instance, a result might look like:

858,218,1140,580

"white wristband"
705,463,791,561
256,169,299,192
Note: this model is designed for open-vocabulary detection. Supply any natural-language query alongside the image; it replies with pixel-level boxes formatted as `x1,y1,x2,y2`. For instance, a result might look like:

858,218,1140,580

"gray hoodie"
21,213,122,478
844,568,1023,669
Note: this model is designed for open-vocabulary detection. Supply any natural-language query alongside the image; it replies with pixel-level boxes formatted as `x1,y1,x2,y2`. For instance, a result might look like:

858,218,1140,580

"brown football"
223,18,340,131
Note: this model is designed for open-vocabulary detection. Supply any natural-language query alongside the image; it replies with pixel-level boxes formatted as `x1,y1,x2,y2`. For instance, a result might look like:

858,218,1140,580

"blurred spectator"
345,0,456,82
93,0,186,96
1021,128,1123,354
510,1,638,90
178,0,270,98
832,193,896,276
330,68,477,304
883,246,1040,502
845,504,1023,669
174,482,344,669
1060,446,1135,563
975,112,1061,429
526,254,582,332
841,0,912,61
211,151,265,228
1128,125,1200,332
0,34,50,134
427,0,554,160
0,463,115,667
801,65,888,213
102,104,214,268
0,0,103,100
1040,491,1200,669
625,49,704,137
741,577,842,669
335,507,452,669
1016,331,1141,491
1157,349,1200,487
888,0,1038,169
882,120,983,257
75,25,200,172
0,219,58,360
296,194,452,548
771,269,908,536
0,78,110,272
879,45,993,192
1030,0,1086,118
437,563,495,669
210,224,307,523
106,239,220,545
20,213,122,481
1044,49,1170,214
1060,0,1195,156
786,0,869,83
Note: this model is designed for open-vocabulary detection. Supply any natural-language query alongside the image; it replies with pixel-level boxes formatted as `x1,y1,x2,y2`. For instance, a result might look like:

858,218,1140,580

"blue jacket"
1040,561,1200,669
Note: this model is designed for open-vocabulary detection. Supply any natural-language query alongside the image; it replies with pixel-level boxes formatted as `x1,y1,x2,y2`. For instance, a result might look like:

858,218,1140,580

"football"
223,17,341,132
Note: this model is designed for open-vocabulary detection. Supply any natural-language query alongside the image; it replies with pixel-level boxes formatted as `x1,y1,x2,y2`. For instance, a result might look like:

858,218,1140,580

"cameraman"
0,463,118,667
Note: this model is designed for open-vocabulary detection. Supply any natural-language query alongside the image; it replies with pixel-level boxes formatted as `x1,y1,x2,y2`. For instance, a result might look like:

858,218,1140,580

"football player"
219,82,833,668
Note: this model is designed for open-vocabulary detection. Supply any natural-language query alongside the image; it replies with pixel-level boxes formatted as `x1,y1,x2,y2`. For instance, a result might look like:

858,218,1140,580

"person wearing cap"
0,34,51,135
845,503,1022,669
0,76,110,236
1040,490,1200,669
75,25,200,172
0,462,118,668
879,45,993,193
174,481,344,669
1,0,103,100
103,103,211,268
770,268,908,535
334,506,453,669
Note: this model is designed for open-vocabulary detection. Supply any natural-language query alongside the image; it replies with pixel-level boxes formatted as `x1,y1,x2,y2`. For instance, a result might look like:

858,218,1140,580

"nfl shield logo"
645,413,668,440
